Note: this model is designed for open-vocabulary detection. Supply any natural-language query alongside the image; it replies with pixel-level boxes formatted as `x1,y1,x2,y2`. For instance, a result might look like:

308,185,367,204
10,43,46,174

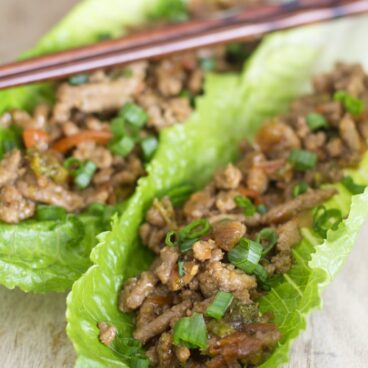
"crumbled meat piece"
140,224,166,254
270,251,292,274
277,220,302,252
295,117,310,139
0,185,35,223
53,78,143,122
155,247,180,284
326,137,343,157
255,120,301,158
304,131,327,152
212,220,246,251
246,166,269,194
198,262,256,304
168,261,199,291
82,185,111,205
193,239,216,262
261,188,337,224
175,345,191,364
207,324,281,368
215,190,239,212
156,333,177,368
136,294,172,329
154,59,186,97
73,141,113,169
98,322,117,346
0,149,21,187
17,174,84,212
119,271,158,312
93,168,114,185
61,121,80,136
214,164,243,190
146,197,176,227
134,299,192,344
184,188,215,219
339,114,362,152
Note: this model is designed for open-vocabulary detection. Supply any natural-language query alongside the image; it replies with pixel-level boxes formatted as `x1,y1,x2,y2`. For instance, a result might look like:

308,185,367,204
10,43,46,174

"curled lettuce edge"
66,16,368,367
0,0,163,293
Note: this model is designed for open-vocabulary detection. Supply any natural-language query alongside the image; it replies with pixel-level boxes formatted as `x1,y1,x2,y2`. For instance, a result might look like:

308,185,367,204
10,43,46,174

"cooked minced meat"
113,63,368,367
0,37,250,225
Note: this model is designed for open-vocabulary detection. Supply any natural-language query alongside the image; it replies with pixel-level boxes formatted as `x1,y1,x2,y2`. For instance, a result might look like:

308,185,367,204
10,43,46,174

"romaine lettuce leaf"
0,0,166,293
66,16,368,367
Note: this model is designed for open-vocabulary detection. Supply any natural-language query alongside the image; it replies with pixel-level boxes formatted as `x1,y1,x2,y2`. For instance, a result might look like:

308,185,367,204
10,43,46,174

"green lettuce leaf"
66,16,368,367
0,0,168,293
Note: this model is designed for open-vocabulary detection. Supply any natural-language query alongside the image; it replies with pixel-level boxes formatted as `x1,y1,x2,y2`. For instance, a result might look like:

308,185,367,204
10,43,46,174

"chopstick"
0,0,367,90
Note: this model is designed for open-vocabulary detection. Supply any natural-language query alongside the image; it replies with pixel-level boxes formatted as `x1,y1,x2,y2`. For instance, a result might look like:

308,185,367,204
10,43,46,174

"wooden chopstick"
0,0,367,90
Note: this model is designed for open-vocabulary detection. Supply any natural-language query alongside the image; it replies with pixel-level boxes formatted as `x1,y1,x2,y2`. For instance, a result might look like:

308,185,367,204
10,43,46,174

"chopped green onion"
149,0,188,22
166,184,194,207
141,136,158,161
74,160,97,189
288,149,317,171
0,125,22,159
131,359,149,368
256,204,268,214
341,176,366,195
120,102,148,129
206,292,234,320
36,205,67,221
334,90,365,116
173,313,208,349
313,205,343,238
178,260,185,277
110,116,126,137
200,57,216,72
64,157,82,172
68,74,89,85
234,196,256,217
179,238,198,253
228,238,263,274
108,135,135,156
97,32,112,41
306,112,328,131
254,264,268,283
165,231,178,247
292,181,309,198
179,219,210,240
256,228,278,256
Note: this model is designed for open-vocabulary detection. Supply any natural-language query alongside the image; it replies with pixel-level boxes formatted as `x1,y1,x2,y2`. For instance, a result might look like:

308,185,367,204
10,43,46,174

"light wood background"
0,1,368,367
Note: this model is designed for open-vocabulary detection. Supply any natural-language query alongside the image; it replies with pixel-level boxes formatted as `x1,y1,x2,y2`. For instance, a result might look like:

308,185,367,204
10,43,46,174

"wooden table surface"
1,1,368,367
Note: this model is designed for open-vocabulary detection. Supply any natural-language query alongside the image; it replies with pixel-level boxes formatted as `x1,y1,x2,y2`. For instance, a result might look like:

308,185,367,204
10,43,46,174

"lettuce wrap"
66,16,368,368
0,0,219,293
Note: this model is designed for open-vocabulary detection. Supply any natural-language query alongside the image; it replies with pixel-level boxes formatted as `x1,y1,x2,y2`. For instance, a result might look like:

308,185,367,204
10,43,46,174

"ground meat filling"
0,44,248,224
114,64,368,367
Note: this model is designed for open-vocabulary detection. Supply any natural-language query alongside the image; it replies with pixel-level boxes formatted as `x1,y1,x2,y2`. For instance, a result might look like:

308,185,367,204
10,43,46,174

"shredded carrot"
238,187,263,205
23,128,49,149
51,130,113,153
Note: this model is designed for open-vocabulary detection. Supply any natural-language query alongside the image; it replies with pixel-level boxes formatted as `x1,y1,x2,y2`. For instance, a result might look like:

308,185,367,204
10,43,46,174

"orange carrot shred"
23,128,49,149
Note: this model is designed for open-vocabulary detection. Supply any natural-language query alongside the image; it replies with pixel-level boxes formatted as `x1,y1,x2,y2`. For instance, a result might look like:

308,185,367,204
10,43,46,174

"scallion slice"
178,260,185,277
36,205,67,221
166,184,194,207
68,74,89,85
141,136,158,161
173,313,208,349
179,238,198,253
108,135,135,157
254,264,268,283
306,112,328,131
64,157,82,172
256,228,278,256
120,102,148,128
165,231,178,247
341,176,366,195
256,204,268,214
228,238,263,274
110,116,125,137
313,205,342,238
179,219,210,240
206,291,234,320
334,90,365,116
292,181,309,198
234,195,256,217
288,149,317,171
74,160,97,189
